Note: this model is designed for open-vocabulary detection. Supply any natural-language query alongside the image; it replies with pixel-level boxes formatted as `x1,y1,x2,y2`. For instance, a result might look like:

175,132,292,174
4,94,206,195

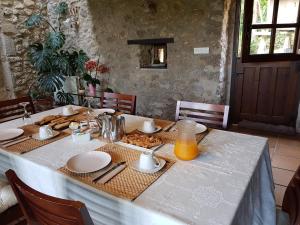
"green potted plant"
25,2,89,104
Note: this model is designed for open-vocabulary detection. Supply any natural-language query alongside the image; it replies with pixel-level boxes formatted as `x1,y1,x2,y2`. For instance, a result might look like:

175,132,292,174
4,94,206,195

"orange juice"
174,139,199,160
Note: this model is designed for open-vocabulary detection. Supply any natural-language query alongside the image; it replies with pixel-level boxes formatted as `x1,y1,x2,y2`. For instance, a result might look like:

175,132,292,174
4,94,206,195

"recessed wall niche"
127,38,174,69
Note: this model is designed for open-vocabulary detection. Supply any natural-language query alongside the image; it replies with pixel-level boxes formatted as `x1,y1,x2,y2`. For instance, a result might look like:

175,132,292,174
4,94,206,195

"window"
242,0,300,62
139,44,167,69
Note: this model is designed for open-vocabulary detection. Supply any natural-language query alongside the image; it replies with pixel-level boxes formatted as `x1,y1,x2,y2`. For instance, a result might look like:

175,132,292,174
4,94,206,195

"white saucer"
131,158,166,174
137,126,162,134
32,130,60,141
66,151,111,174
62,111,79,117
0,129,24,141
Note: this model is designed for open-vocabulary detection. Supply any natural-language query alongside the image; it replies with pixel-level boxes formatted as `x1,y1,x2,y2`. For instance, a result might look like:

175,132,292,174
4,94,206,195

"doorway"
231,0,300,127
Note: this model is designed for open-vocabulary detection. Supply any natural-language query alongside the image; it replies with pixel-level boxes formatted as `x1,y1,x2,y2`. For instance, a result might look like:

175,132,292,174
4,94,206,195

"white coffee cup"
142,120,156,133
62,105,74,116
39,125,53,139
139,152,160,171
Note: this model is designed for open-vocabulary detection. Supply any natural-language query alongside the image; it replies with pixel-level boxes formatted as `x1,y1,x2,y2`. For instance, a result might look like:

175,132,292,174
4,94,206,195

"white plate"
131,158,166,174
137,126,162,134
0,129,24,141
91,108,115,117
62,111,79,117
171,123,207,134
66,151,112,174
195,123,207,134
32,130,60,141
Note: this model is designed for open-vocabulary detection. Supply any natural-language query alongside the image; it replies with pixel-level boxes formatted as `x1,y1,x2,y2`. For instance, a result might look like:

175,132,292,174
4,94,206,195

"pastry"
122,134,162,148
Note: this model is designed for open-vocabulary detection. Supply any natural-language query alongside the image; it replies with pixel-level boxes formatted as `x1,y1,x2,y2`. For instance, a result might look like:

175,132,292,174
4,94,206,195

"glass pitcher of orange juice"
174,120,199,160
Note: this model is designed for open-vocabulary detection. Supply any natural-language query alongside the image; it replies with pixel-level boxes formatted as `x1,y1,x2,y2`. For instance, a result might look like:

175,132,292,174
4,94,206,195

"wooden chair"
101,92,136,115
278,166,300,225
0,204,26,225
0,96,35,123
175,100,230,129
5,169,94,225
0,179,26,225
33,96,54,113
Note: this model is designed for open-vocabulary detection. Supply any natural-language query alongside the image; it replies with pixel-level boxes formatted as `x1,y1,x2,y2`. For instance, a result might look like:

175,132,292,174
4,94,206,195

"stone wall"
0,0,47,99
47,0,235,119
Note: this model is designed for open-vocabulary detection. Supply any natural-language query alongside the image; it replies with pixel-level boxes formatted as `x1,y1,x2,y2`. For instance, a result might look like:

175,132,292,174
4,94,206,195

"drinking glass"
85,97,94,129
19,102,32,125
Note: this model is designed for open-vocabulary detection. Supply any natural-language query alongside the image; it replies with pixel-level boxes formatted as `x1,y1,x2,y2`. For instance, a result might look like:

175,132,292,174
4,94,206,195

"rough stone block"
1,23,17,35
24,0,35,7
1,0,13,6
15,3,25,9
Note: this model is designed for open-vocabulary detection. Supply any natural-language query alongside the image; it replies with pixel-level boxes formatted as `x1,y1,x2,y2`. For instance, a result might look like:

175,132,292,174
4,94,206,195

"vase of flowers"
83,60,110,95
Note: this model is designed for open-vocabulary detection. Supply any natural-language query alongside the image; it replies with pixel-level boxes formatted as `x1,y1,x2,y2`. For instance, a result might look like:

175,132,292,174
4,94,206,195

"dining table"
0,106,276,225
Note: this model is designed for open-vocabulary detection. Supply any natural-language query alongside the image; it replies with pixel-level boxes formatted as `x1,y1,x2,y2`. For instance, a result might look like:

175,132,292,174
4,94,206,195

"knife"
2,136,31,148
93,161,126,183
164,122,176,132
98,164,127,184
0,136,27,145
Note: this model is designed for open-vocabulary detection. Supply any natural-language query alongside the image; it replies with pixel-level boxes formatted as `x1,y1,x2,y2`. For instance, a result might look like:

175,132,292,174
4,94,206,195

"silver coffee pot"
96,114,125,142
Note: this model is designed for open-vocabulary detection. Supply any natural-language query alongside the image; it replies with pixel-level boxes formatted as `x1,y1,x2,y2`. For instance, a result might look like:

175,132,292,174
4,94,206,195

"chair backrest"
282,166,300,225
175,100,230,129
0,96,35,123
5,170,94,225
101,92,136,115
33,97,54,113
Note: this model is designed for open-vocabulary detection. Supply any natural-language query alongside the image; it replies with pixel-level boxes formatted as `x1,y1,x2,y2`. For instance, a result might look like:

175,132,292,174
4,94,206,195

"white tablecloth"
0,107,276,225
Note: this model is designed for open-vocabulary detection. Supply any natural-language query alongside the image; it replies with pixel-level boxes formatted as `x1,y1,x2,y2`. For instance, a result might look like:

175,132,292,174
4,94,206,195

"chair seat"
277,208,290,225
0,180,17,214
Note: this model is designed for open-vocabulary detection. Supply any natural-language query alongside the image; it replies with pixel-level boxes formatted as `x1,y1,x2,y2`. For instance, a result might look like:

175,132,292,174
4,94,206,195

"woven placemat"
3,125,69,155
59,143,175,201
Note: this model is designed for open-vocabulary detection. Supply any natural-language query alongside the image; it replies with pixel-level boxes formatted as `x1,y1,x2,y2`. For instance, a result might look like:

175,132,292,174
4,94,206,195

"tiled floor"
230,126,300,207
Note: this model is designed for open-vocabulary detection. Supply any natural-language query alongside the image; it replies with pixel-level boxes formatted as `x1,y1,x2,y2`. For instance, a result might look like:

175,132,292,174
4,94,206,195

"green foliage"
25,14,43,28
28,43,52,72
55,2,69,16
25,1,89,105
46,32,65,49
56,91,74,105
83,73,100,86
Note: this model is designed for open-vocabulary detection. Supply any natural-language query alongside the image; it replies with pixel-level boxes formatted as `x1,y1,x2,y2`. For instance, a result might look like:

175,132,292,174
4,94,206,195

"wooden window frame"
242,0,300,62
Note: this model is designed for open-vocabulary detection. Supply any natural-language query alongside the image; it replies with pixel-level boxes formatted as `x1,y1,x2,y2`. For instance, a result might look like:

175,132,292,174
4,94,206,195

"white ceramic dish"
32,130,60,141
131,158,166,174
171,123,207,134
66,151,112,174
0,129,24,141
91,108,115,116
137,126,162,134
62,111,79,117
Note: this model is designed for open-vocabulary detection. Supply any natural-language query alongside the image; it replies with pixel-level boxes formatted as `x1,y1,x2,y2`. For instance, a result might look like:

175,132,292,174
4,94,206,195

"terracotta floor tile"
272,155,300,171
268,137,278,149
269,147,276,160
274,185,286,207
276,145,300,159
277,137,300,147
272,168,294,186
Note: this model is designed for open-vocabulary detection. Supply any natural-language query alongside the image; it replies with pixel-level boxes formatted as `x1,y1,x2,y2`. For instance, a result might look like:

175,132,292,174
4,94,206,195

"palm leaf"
28,43,52,72
38,71,65,92
46,32,65,50
56,91,74,105
75,50,89,73
55,2,68,15
25,14,43,27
